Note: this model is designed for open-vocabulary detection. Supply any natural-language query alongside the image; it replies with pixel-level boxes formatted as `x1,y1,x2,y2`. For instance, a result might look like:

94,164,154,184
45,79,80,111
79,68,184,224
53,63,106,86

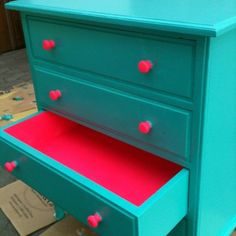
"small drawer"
0,111,189,236
27,16,195,98
34,67,191,159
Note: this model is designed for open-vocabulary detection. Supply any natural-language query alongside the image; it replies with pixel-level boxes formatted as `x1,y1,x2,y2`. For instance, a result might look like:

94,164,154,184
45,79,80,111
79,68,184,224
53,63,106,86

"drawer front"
34,67,190,159
0,113,189,235
0,139,135,236
28,17,195,98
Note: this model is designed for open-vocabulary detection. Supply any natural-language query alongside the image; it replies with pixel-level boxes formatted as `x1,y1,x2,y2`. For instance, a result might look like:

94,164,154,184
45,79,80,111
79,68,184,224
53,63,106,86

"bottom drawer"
0,111,189,236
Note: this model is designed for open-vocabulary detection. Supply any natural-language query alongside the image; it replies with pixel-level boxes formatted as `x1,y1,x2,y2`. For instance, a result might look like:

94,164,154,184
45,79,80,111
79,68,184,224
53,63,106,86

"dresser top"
6,0,236,36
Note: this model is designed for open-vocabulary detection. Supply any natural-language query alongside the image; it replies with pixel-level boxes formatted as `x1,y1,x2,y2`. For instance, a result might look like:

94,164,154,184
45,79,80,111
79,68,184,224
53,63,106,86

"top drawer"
27,17,195,99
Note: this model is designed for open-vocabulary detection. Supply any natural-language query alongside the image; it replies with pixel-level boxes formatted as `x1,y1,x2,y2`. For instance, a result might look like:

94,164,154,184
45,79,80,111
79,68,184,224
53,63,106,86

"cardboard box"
40,215,98,236
0,181,56,236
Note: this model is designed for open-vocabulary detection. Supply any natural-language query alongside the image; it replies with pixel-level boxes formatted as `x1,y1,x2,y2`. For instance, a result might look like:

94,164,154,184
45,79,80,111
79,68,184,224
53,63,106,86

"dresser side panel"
198,29,236,235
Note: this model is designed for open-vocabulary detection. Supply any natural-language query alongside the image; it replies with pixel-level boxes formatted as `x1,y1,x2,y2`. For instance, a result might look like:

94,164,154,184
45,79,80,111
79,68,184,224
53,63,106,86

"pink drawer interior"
5,111,182,206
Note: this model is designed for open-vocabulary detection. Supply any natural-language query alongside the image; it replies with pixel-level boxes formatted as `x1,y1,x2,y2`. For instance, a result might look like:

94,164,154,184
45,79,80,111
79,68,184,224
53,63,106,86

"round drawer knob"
87,213,102,228
138,121,152,134
4,161,18,172
49,90,62,101
43,40,56,50
138,60,153,74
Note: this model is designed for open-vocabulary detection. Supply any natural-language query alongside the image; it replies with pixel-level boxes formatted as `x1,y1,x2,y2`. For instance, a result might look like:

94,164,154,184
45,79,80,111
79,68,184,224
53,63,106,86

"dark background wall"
0,0,25,54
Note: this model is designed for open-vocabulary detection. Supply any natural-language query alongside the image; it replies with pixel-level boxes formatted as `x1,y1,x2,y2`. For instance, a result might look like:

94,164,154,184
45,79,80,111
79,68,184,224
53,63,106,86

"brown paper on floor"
40,215,98,236
0,180,56,236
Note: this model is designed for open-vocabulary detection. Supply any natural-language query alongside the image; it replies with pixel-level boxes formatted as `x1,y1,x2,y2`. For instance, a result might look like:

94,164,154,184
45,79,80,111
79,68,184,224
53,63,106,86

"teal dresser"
1,0,236,235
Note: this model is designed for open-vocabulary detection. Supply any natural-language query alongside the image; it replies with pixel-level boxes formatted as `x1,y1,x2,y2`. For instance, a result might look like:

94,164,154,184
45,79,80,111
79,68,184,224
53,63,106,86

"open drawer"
0,111,189,236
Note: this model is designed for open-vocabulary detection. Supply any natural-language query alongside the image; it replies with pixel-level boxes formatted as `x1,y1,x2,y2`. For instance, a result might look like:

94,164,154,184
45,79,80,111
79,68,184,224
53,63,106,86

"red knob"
4,161,18,172
43,40,55,50
138,60,153,74
87,213,102,228
138,121,152,134
49,90,61,101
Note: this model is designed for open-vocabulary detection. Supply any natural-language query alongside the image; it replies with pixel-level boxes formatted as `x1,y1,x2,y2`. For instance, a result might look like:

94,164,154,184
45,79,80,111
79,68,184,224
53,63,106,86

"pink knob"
138,60,153,74
138,121,152,134
87,213,102,228
4,161,18,172
49,90,61,101
43,40,56,50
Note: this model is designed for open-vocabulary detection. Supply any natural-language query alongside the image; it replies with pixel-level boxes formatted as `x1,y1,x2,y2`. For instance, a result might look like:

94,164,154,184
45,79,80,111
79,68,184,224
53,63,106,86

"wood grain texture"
0,1,12,53
0,0,25,53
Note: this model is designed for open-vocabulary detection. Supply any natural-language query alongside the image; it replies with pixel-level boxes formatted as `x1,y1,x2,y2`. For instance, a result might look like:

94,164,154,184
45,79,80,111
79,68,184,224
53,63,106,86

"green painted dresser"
1,0,236,235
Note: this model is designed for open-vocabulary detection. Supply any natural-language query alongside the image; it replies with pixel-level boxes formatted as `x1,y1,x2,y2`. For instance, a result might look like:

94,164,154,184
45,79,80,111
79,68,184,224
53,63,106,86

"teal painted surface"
5,0,236,36
0,116,189,236
182,38,208,236
22,13,197,112
197,28,236,235
33,67,191,160
3,0,236,235
138,170,188,236
0,136,136,236
27,16,195,99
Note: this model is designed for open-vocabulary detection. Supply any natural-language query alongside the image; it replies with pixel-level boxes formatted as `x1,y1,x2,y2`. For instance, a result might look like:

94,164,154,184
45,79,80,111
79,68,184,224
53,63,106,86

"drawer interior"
4,111,182,206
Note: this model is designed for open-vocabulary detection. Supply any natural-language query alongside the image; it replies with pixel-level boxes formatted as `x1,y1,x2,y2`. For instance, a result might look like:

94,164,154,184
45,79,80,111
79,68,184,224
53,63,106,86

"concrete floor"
0,49,48,236
0,49,31,93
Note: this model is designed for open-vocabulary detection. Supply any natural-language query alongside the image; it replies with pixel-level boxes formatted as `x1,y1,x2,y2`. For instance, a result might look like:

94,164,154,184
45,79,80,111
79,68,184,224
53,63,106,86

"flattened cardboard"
0,180,56,236
40,215,98,236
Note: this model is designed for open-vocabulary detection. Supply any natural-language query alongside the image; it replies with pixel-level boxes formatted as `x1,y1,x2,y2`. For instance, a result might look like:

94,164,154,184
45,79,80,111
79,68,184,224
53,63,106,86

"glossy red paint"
138,121,152,134
42,39,55,50
87,213,102,228
138,60,153,74
4,161,17,172
49,90,62,101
